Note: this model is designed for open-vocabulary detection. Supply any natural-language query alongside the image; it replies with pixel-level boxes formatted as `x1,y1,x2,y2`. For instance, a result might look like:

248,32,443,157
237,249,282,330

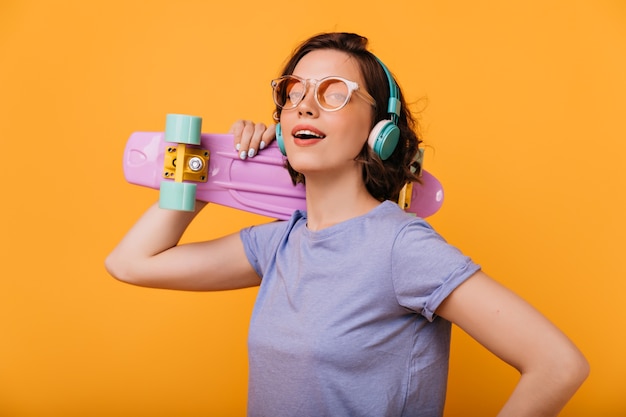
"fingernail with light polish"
240,151,247,160
236,143,241,151
248,148,256,158
260,141,266,150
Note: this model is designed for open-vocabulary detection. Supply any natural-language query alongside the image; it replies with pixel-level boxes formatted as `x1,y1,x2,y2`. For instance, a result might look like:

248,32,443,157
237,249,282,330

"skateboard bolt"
188,157,204,172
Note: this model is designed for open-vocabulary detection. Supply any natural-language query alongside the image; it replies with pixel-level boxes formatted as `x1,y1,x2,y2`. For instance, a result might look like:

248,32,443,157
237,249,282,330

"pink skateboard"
123,114,444,220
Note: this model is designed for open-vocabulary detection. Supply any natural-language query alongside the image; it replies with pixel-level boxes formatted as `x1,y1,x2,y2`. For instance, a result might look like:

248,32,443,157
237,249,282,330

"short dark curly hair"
276,32,422,202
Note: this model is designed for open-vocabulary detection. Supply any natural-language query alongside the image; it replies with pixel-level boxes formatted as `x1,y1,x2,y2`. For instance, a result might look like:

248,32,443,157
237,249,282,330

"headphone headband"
364,56,402,160
375,57,401,124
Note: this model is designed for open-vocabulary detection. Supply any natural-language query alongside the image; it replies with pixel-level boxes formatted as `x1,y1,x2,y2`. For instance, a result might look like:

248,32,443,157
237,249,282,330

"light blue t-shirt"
240,201,480,417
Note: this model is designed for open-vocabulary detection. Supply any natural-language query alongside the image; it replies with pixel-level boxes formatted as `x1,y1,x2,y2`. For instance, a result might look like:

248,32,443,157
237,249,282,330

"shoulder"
240,210,308,251
373,201,439,240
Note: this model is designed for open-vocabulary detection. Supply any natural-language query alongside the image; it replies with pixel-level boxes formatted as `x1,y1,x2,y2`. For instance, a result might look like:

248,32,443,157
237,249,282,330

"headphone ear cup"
367,120,400,160
275,123,286,156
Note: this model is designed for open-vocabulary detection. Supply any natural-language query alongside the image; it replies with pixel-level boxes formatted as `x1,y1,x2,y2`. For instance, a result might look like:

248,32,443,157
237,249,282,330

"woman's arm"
105,120,276,290
105,201,260,291
436,271,589,417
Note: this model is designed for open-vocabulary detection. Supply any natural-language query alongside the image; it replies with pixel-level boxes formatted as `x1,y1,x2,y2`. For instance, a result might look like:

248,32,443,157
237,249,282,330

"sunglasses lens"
273,77,304,109
317,78,350,110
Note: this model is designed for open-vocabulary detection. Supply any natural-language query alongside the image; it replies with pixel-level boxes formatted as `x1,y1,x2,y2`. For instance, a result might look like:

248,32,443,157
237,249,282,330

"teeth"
295,129,324,138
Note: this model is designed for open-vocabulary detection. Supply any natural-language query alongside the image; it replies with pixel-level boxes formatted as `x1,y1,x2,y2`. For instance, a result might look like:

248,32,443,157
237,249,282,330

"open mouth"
293,129,326,140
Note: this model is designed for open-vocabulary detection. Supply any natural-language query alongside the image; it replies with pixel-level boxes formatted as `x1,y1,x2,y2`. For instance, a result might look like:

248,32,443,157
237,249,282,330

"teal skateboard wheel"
159,180,197,211
164,114,202,145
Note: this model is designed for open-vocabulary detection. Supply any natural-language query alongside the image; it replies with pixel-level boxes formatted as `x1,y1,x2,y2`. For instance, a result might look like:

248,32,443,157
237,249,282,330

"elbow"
549,346,590,394
567,351,590,389
520,344,590,399
104,252,137,285
105,251,159,288
104,252,124,282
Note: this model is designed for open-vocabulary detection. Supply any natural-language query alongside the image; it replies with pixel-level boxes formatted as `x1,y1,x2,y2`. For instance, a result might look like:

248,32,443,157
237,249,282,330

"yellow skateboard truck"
163,143,210,183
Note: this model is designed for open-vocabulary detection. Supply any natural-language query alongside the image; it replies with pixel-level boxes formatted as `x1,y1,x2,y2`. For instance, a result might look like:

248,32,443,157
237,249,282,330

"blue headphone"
275,56,401,160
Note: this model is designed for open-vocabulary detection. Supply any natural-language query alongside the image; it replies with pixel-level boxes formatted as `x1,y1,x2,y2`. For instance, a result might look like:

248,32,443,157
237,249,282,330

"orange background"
1,1,625,415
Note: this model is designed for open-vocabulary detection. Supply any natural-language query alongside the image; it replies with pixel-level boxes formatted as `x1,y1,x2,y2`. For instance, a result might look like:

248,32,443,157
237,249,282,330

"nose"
297,83,319,117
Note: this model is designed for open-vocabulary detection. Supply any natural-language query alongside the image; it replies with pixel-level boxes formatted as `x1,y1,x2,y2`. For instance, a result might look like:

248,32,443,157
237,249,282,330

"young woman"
106,32,588,416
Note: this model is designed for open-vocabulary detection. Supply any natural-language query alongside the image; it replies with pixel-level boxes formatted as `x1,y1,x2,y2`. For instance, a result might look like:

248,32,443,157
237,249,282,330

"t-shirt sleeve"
239,219,291,278
391,220,481,322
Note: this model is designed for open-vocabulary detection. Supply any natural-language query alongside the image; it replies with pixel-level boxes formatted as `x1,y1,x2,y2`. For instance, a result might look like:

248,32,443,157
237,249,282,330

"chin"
286,158,320,176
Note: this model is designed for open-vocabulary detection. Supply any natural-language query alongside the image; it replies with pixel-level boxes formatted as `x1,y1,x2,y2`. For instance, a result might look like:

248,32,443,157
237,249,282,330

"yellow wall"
1,0,624,415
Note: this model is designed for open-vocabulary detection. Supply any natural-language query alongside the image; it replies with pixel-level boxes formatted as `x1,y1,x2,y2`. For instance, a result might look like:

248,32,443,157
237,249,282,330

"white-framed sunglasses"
271,75,376,112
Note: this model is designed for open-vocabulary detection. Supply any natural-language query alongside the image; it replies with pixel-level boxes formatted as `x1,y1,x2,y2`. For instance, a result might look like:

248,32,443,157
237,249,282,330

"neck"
303,171,380,231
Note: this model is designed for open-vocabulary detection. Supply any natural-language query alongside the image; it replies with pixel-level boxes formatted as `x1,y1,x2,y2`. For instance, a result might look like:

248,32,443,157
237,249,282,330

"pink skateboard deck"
123,131,444,220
